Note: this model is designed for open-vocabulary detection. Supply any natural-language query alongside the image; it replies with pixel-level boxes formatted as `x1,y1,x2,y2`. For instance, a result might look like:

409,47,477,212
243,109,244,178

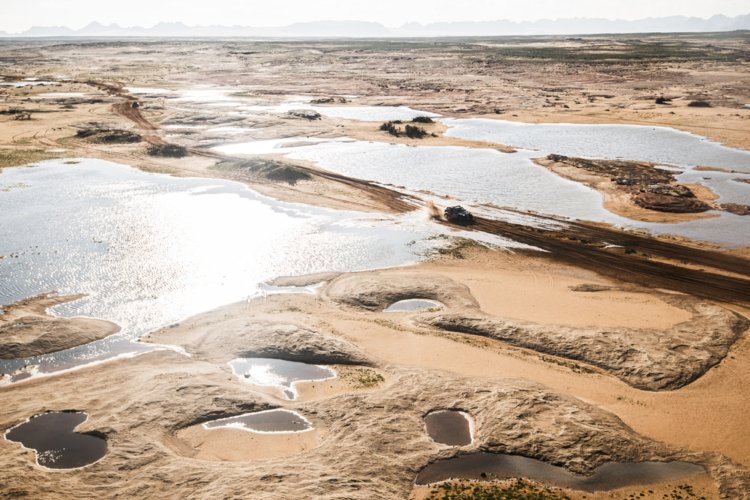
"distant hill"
3,15,750,38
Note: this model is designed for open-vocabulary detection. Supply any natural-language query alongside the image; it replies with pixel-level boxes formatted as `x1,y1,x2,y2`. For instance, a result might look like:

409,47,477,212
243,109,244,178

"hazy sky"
2,0,749,32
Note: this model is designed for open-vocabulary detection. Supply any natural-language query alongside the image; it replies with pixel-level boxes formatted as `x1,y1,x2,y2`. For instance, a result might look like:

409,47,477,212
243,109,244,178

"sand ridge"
0,293,120,359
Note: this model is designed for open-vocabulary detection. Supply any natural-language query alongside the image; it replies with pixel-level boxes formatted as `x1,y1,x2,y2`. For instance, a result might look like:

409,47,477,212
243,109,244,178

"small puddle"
4,411,107,469
385,299,443,313
0,81,54,87
212,136,350,156
424,410,472,446
229,358,336,400
415,453,705,490
203,409,313,433
36,92,86,99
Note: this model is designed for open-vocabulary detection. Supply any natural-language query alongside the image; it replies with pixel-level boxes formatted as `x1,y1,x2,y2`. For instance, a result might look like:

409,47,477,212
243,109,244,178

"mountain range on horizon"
2,14,749,38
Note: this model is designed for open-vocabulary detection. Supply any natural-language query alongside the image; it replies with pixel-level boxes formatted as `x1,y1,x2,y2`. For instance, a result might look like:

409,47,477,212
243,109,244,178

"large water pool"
0,159,465,377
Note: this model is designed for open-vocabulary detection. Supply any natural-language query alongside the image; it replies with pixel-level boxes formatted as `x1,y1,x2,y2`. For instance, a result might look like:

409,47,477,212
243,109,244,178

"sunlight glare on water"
0,159,444,376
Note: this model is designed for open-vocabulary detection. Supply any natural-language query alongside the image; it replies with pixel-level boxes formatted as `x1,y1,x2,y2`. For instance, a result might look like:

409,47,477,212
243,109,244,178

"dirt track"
457,214,750,305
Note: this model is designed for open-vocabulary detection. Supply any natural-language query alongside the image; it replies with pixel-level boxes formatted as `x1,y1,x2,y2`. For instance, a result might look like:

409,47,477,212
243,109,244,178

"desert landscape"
1,27,749,499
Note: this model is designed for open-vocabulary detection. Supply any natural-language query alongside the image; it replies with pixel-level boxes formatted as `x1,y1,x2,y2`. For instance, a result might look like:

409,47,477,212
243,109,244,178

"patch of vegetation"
380,121,401,136
258,163,312,184
341,367,385,389
0,148,61,169
539,355,596,374
310,97,347,104
425,478,571,500
76,127,142,144
0,108,31,115
546,154,674,186
147,144,188,158
371,318,411,333
687,100,712,108
424,236,486,260
663,483,706,499
0,108,34,120
288,109,321,120
655,96,671,105
412,116,435,123
404,124,428,138
379,121,429,139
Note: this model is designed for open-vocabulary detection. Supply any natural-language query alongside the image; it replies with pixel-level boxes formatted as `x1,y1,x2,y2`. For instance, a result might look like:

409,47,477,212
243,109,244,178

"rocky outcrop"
419,296,749,391
75,126,142,144
633,191,711,213
544,154,716,214
214,158,312,185
324,271,480,311
287,109,321,120
150,320,371,367
720,203,750,216
146,144,187,158
546,154,674,186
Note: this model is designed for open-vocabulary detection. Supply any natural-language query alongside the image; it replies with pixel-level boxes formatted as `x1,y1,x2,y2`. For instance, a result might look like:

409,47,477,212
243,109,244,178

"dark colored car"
444,205,474,225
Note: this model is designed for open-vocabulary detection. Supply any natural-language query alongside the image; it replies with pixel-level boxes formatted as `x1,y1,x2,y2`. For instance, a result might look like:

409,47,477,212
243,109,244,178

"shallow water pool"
203,409,313,433
443,119,750,172
5,411,107,469
415,453,706,490
229,358,335,399
385,299,444,313
0,159,447,378
423,410,472,446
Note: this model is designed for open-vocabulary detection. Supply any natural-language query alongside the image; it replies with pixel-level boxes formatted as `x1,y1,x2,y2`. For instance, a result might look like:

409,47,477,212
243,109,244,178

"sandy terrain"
1,34,749,498
170,425,321,462
0,293,120,359
0,249,748,497
299,252,750,463
2,250,747,496
2,280,748,497
1,34,748,214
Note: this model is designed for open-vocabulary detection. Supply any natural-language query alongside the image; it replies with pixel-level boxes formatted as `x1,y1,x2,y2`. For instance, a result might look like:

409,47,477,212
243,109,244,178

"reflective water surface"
0,159,446,378
444,119,750,172
229,357,336,399
4,411,107,469
423,410,472,446
385,299,444,313
203,409,313,433
265,136,750,246
415,453,706,490
172,89,439,121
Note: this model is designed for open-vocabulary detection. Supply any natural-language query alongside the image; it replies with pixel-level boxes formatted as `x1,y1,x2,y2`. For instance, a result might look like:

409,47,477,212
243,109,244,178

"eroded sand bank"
0,294,120,359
